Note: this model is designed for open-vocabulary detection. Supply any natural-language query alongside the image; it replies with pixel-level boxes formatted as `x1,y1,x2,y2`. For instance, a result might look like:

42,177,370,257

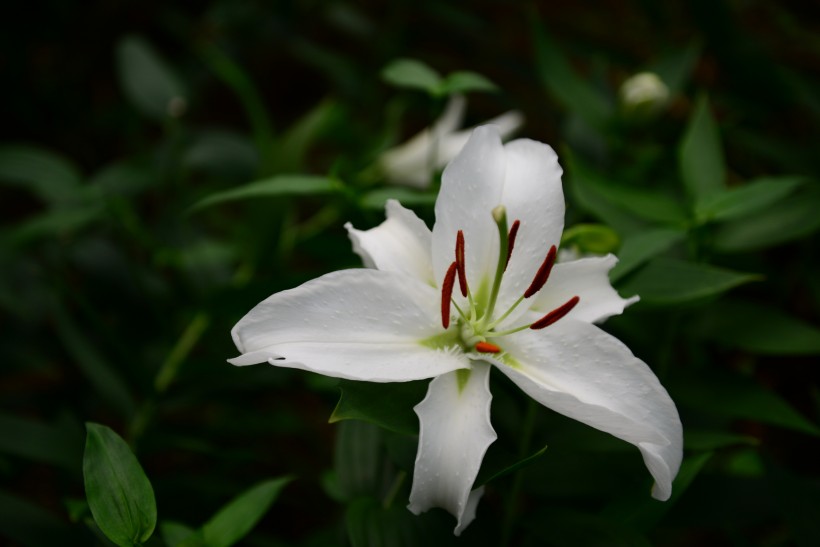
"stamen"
441,262,458,329
475,341,502,353
455,230,468,297
505,220,520,270
523,245,557,298
530,296,580,330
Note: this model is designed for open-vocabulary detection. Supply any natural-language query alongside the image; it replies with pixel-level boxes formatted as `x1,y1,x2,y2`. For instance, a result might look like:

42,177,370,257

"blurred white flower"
620,72,670,114
379,95,524,188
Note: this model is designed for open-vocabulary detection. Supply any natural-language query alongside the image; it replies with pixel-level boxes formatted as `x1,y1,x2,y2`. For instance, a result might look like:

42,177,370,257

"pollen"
530,296,580,330
455,230,468,297
505,220,520,270
475,341,502,353
441,261,458,329
523,245,557,298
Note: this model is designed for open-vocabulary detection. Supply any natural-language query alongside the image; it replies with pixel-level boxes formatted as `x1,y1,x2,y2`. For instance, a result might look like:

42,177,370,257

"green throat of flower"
438,205,580,356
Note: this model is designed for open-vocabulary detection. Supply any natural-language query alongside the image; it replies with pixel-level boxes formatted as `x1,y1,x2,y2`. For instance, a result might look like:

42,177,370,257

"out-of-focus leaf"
89,161,155,197
117,35,186,121
724,448,764,477
0,489,79,546
0,413,82,471
183,131,258,178
346,496,423,547
619,258,758,305
578,172,687,223
695,176,804,223
679,95,726,201
713,187,820,252
526,509,653,547
531,19,612,128
439,71,497,95
697,299,820,355
188,175,339,212
360,188,436,210
683,430,759,451
330,380,427,435
53,304,136,418
650,41,701,94
674,375,820,436
603,452,712,531
161,521,197,547
381,58,442,94
83,423,156,547
0,145,82,205
610,228,686,282
275,98,341,171
561,224,620,254
335,421,384,499
477,445,548,487
1,206,103,248
201,477,293,547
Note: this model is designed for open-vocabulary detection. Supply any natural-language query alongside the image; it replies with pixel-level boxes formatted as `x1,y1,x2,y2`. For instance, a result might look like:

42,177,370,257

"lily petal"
491,320,682,500
408,362,497,535
529,254,639,324
437,110,525,171
432,126,506,295
496,138,565,314
229,269,468,382
346,199,434,286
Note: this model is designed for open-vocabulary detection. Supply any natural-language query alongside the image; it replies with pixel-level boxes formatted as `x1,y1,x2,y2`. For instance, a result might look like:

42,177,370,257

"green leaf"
713,187,820,252
188,175,339,212
439,70,498,95
695,175,804,223
201,477,293,547
610,228,686,282
330,380,428,435
477,445,548,487
618,258,758,305
698,299,820,355
334,421,385,500
183,131,258,178
381,58,442,94
650,41,701,95
117,35,185,120
346,496,425,547
83,423,157,546
160,521,197,547
0,489,78,546
360,188,436,210
561,224,620,254
679,94,726,201
275,98,341,171
531,20,612,128
0,144,82,205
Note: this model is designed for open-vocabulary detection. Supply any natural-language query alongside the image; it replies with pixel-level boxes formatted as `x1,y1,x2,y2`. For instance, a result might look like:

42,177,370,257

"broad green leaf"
477,445,548,487
381,58,442,94
183,131,258,177
89,161,155,197
674,375,820,436
561,224,620,254
330,380,427,435
0,413,82,471
53,304,136,418
679,94,726,200
0,144,82,205
1,205,103,248
201,477,293,547
713,188,820,252
650,41,701,94
0,489,78,546
439,70,498,95
360,188,436,210
188,175,339,212
117,36,185,120
603,452,712,531
695,175,804,223
160,521,197,547
683,430,759,451
83,423,156,546
346,496,425,547
610,228,686,282
531,19,612,128
698,299,820,355
335,421,384,499
619,258,758,305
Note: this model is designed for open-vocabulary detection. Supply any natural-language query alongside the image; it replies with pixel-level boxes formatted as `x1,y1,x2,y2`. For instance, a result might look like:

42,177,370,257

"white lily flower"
379,95,524,188
230,126,682,535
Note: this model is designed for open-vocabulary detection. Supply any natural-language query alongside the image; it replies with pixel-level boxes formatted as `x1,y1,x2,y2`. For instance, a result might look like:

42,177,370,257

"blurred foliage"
2,0,820,545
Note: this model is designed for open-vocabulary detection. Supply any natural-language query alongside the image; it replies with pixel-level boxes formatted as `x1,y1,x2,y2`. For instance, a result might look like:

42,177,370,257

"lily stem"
500,397,538,547
382,470,407,510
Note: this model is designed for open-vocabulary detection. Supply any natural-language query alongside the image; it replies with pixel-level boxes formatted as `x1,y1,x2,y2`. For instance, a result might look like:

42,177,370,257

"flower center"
440,206,579,355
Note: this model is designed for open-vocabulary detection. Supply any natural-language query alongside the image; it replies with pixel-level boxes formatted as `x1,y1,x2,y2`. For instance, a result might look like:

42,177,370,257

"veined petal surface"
529,255,639,324
229,269,468,382
346,200,434,286
491,319,682,500
432,126,506,294
408,362,497,535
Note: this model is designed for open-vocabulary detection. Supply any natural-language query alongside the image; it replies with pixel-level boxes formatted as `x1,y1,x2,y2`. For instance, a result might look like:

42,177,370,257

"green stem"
500,398,538,547
483,206,509,327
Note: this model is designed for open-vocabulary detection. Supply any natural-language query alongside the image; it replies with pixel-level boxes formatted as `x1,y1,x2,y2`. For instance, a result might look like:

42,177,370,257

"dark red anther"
441,261,458,329
475,341,502,353
530,296,580,330
455,230,468,297
505,220,521,270
523,245,557,298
